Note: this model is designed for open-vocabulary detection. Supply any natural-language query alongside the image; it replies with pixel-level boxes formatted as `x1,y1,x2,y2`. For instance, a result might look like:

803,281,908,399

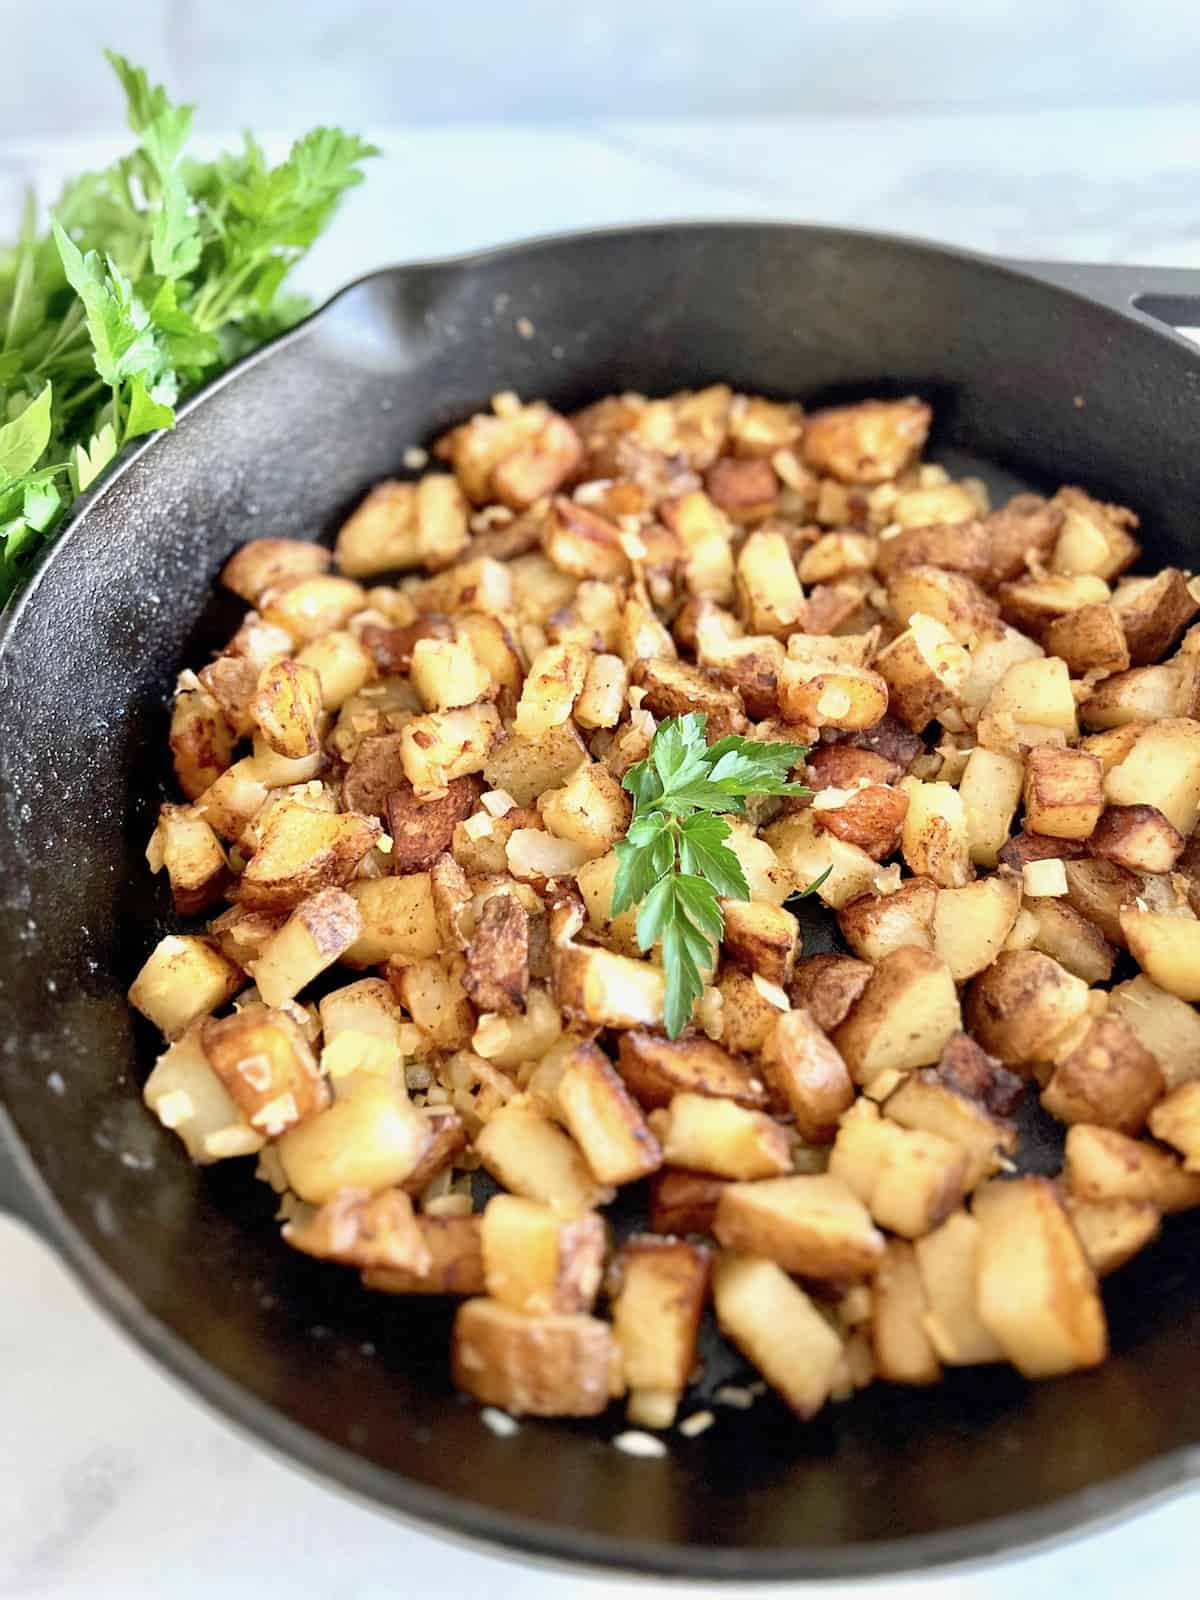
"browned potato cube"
884,1066,1017,1190
221,537,330,603
1147,1081,1200,1170
1111,567,1199,665
386,775,483,874
247,888,362,1009
143,1026,264,1164
833,947,962,1085
1091,804,1185,874
829,1099,968,1238
237,800,381,912
475,1098,613,1215
128,934,244,1039
898,779,972,888
762,809,880,911
557,1042,662,1185
984,494,1063,584
875,616,970,733
712,1253,844,1419
146,804,231,916
778,660,888,731
876,518,993,584
259,575,366,644
914,1211,1004,1364
1064,1123,1200,1212
400,1108,468,1196
931,876,1023,983
364,1214,484,1295
1062,858,1139,946
463,892,529,1016
400,704,501,797
201,1002,328,1137
610,1236,711,1429
965,950,1090,1068
284,1187,431,1274
481,1195,606,1315
1120,909,1200,1002
1023,898,1116,986
344,874,439,966
801,396,931,484
1040,1015,1165,1134
995,572,1111,634
451,1298,622,1417
250,659,323,760
713,1174,884,1279
788,953,872,1034
1103,718,1200,836
735,530,805,637
1042,603,1130,677
553,941,665,1030
1051,486,1140,581
720,899,799,985
1059,1193,1162,1278
813,783,909,863
712,963,790,1054
170,686,234,800
657,1092,791,1181
705,455,779,523
872,1239,941,1385
276,1077,434,1204
887,565,999,646
1022,746,1105,840
761,1009,855,1143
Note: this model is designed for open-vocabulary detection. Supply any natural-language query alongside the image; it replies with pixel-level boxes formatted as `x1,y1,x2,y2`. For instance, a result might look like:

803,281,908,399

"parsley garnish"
0,52,376,600
612,714,812,1038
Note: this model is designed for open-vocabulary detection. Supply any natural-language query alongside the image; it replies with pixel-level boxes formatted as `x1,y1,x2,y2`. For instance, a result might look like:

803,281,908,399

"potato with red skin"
386,776,483,874
704,456,779,523
464,893,530,1016
807,744,902,790
813,783,909,861
875,520,993,585
1113,568,1199,665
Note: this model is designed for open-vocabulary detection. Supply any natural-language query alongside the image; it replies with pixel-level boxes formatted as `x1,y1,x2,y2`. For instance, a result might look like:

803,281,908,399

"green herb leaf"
0,382,53,477
677,813,749,901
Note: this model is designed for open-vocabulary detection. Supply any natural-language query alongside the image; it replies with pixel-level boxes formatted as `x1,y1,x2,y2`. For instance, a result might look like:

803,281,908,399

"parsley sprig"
0,52,376,601
612,714,812,1038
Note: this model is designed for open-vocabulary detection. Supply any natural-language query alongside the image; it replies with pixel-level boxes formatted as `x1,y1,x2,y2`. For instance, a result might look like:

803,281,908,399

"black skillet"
3,224,1200,1583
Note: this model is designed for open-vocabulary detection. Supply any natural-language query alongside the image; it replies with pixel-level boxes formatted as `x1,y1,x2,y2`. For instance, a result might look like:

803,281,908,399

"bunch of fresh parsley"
612,714,821,1038
0,51,377,603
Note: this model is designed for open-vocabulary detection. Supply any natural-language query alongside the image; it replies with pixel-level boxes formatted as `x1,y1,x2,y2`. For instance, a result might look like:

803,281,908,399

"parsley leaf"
617,715,816,1037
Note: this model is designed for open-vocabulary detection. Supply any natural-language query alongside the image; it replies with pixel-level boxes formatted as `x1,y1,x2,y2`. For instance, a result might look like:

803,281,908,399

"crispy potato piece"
128,934,243,1039
779,660,888,731
931,1028,1026,1114
295,628,374,712
797,531,876,586
932,876,1022,982
399,704,501,798
730,394,804,459
436,397,583,509
965,950,1090,1068
574,653,629,730
1023,898,1116,985
259,575,365,644
1051,486,1140,581
338,734,406,823
974,1176,1107,1379
981,655,1079,748
541,496,630,581
274,1072,431,1203
1064,1123,1200,1212
359,617,452,676
635,657,746,738
343,873,438,966
616,1032,767,1111
513,643,589,739
1080,664,1195,730
1061,858,1139,946
828,1099,967,1238
837,877,936,963
1148,1081,1200,1170
221,538,330,603
390,956,475,1050
892,479,984,528
761,1011,856,1143
557,1042,662,1184
875,614,970,732
712,1254,844,1419
960,625,1044,728
714,1174,884,1279
981,494,1063,583
249,659,323,761
657,1092,791,1181
471,986,563,1073
788,953,872,1033
995,572,1111,633
899,778,972,888
807,744,901,789
648,1168,727,1234
801,397,930,484
1060,1192,1162,1278
143,1025,264,1163
463,892,529,1016
237,800,380,912
876,519,993,584
1092,804,1185,875
553,941,665,1030
475,1097,613,1215
201,1002,328,1136
1041,1014,1165,1134
872,1239,941,1385
1043,603,1130,677
735,529,806,637
834,947,962,1085
610,1236,712,1429
1120,909,1200,1002
409,635,492,712
888,565,999,646
335,476,471,577
209,905,289,970
451,1298,622,1416
284,1187,430,1273
914,1211,1004,1364
712,963,790,1055
364,1214,483,1295
170,686,234,799
705,456,779,523
1022,746,1104,840
1102,718,1200,836
996,830,1087,872
538,761,631,859
762,808,879,910
720,899,799,985
399,1108,468,1195
885,1066,1017,1190
248,887,362,1008
1109,975,1200,1090
481,1195,606,1315
1112,568,1199,665
659,490,736,602
484,725,588,808
147,803,231,916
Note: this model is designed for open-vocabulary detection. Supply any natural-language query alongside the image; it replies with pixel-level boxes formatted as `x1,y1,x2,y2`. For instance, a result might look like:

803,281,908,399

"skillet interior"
2,224,1200,1580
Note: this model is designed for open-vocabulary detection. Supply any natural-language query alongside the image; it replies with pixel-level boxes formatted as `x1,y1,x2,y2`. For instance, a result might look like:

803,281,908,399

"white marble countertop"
4,108,1200,1598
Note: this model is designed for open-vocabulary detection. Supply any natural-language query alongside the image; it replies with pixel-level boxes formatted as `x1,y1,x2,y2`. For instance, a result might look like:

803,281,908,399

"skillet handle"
1003,258,1200,333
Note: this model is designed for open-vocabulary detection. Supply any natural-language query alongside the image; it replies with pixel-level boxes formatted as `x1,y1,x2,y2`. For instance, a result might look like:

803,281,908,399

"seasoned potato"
802,396,931,484
1022,747,1104,841
1050,486,1140,581
1102,718,1200,835
1109,976,1200,1090
557,1042,662,1185
714,1174,884,1279
1080,664,1194,730
980,656,1078,747
390,956,475,1050
616,1031,767,1111
452,1298,622,1417
899,778,972,888
201,1002,328,1137
779,660,888,731
712,1253,844,1418
761,1009,856,1142
1147,1082,1200,1170
996,572,1111,633
876,518,992,584
276,1075,431,1204
656,1092,791,1181
1090,804,1184,874
399,704,501,797
713,963,792,1055
837,877,936,964
829,1098,968,1238
914,1211,1004,1365
875,615,970,732
436,396,583,509
965,950,1089,1068
1064,1123,1200,1213
720,899,799,985
659,490,735,602
1041,1015,1164,1134
475,1097,613,1215
833,947,961,1085
221,537,330,603
1023,898,1116,985
1059,1193,1162,1278
170,686,234,800
762,808,880,910
463,891,529,1015
984,494,1063,584
538,761,631,859
884,1064,1017,1190
873,1239,941,1386
481,1195,606,1315
343,873,439,966
364,1214,484,1296
284,1187,430,1274
610,1236,711,1429
1119,909,1200,1002
554,940,666,1030
147,803,230,915
1042,603,1130,677
788,953,872,1034
973,1176,1108,1379
260,575,366,644
1112,567,1199,664
888,565,998,646
932,876,1022,982
237,799,380,912
128,935,243,1039
483,724,588,807
143,1026,264,1163
574,653,629,730
248,887,362,1007
647,1168,727,1235
735,530,806,637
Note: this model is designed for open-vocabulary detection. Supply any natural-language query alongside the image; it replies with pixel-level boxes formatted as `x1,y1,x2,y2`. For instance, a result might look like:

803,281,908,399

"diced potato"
1022,747,1104,841
1024,898,1116,985
714,1174,884,1279
884,1068,1016,1189
221,537,331,603
1081,665,1192,730
616,1031,767,1110
723,822,795,906
363,1214,484,1296
201,1002,328,1136
829,1099,968,1238
812,781,909,863
761,1010,855,1143
1043,603,1130,678
762,808,880,910
712,1254,844,1419
1112,567,1199,665
1061,858,1139,946
1060,1193,1162,1278
390,956,475,1050
932,876,1022,982
237,799,381,912
259,575,366,644
1064,1123,1200,1213
248,888,362,1007
1147,1082,1200,1170
170,686,234,800
387,776,485,874
837,878,936,964
193,757,271,842
557,1042,662,1184
1102,718,1200,835
276,1075,431,1204
875,614,970,732
463,892,529,1016
984,494,1064,584
294,629,375,711
342,873,438,967
1040,1015,1164,1134
974,1176,1108,1378
778,660,888,731
801,396,931,485
1120,909,1200,1002
887,565,998,646
128,934,243,1039
914,1211,1004,1364
1109,975,1200,1089
553,941,665,1029
483,725,588,807
147,803,230,916
982,656,1078,743
541,496,630,581
899,778,972,888
284,1187,431,1274
872,1239,941,1385
1050,486,1140,581
965,950,1090,1068
409,635,492,711
538,762,630,859
481,1195,606,1314
877,517,993,584
648,1168,728,1234
610,1236,711,1429
250,659,323,761
789,954,872,1034
959,625,1043,727
713,964,789,1056
659,490,736,602
451,1298,622,1417
574,653,628,729
471,987,563,1072
575,851,640,957
719,899,798,985
399,704,501,797
513,643,589,739
833,947,962,1085
634,657,745,738
657,1092,791,1180
475,1097,614,1215
1090,805,1184,875
735,530,805,636
143,1026,264,1163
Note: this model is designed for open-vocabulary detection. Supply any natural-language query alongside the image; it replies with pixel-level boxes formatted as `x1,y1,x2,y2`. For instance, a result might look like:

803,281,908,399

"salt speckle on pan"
480,1407,519,1438
46,1071,66,1097
612,1430,668,1459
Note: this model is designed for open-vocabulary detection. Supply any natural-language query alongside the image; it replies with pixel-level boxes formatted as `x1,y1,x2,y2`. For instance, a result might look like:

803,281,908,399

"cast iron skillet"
3,223,1200,1583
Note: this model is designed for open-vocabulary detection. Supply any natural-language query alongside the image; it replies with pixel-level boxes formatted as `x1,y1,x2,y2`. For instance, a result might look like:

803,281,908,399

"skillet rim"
3,219,1200,1581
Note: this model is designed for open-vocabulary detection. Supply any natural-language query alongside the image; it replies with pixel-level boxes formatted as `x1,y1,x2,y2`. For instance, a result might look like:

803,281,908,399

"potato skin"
386,776,483,874
788,953,873,1033
965,950,1089,1068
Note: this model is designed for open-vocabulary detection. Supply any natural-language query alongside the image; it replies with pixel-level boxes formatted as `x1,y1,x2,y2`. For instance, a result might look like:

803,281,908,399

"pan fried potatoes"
134,382,1200,1431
